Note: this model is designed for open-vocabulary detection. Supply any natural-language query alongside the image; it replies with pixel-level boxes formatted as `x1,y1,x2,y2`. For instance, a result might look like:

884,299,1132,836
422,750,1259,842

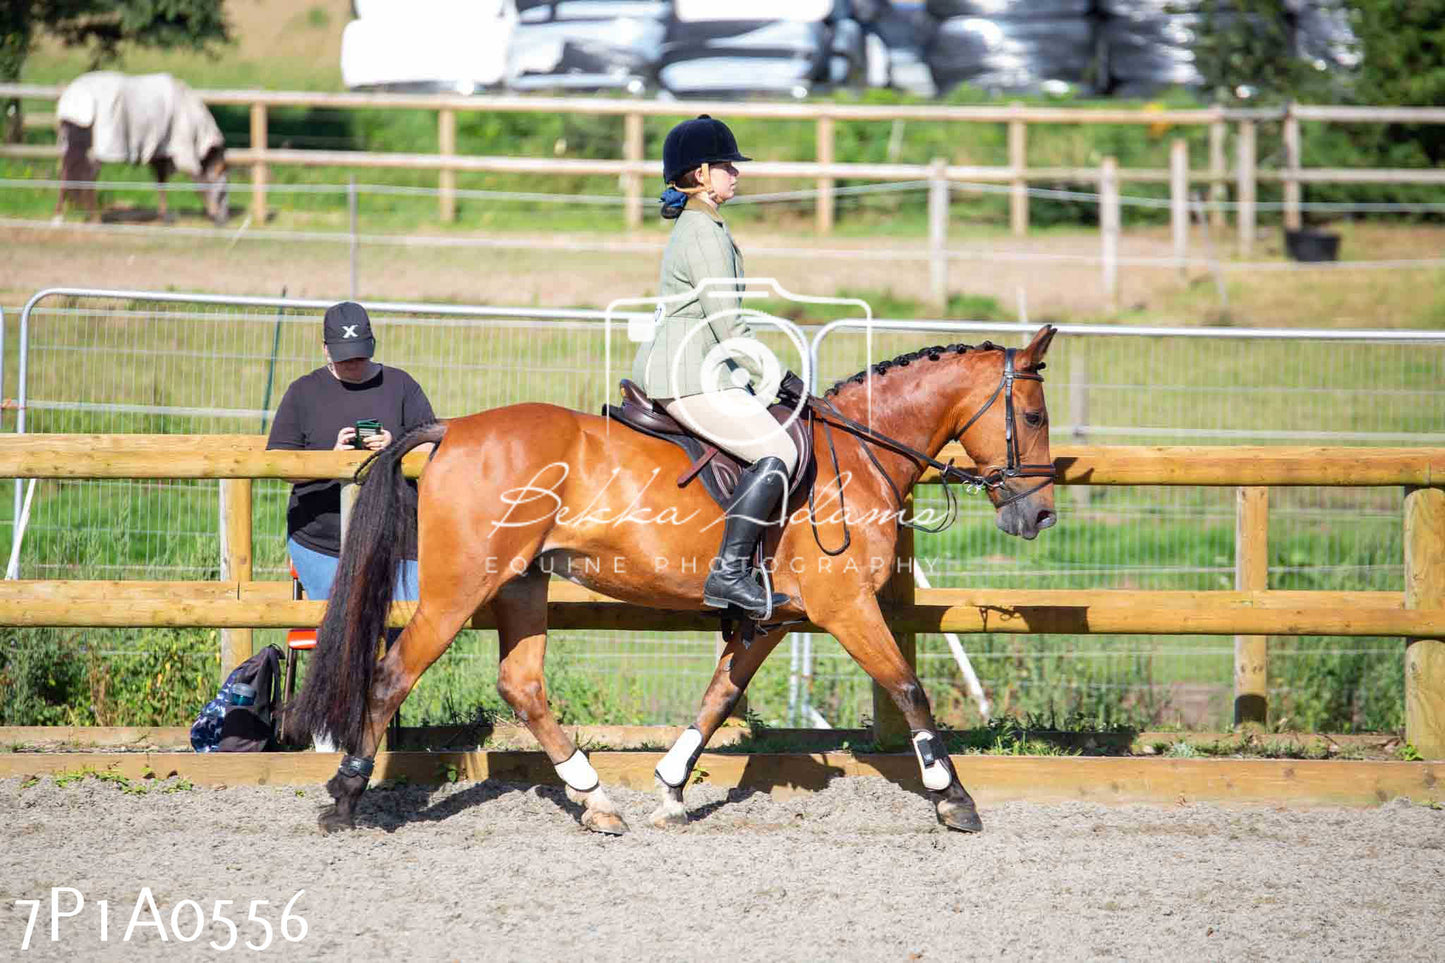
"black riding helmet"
662,114,751,187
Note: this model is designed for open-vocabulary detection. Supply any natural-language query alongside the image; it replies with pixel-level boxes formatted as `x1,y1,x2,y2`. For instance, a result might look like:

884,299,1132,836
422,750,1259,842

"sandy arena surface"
2,774,1442,961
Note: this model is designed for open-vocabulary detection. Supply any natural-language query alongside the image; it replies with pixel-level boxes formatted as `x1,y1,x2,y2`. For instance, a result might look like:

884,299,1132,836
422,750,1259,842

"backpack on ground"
189,645,283,752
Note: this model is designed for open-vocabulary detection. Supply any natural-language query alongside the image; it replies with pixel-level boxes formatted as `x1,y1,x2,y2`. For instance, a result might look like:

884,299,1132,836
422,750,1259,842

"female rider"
631,115,799,618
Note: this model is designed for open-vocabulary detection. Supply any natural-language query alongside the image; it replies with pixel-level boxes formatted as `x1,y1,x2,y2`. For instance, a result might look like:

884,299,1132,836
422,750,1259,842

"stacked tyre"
925,0,1096,95
658,0,856,99
507,0,670,93
1288,0,1360,73
856,1,939,98
340,0,1361,98
1098,0,1209,97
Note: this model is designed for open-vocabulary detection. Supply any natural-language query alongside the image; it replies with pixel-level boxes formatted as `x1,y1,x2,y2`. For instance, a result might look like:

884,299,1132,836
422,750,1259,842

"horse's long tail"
290,420,447,754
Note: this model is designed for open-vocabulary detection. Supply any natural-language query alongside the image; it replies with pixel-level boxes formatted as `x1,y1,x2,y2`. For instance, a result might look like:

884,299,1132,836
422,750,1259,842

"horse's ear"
1018,324,1057,369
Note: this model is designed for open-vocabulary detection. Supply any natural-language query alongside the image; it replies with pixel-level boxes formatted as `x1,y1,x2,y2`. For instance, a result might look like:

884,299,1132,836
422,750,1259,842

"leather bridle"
953,347,1057,505
799,347,1055,554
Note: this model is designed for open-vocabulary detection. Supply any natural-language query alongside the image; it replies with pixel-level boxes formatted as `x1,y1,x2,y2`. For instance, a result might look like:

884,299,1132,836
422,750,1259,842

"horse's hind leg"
319,570,489,833
492,569,628,836
649,624,788,828
151,159,174,222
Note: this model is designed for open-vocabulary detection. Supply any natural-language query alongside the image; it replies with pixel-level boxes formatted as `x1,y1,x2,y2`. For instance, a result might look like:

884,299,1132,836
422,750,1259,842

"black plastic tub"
1284,228,1341,262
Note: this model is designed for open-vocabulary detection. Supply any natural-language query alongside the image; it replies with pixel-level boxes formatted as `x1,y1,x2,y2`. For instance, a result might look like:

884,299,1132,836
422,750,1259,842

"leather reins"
800,347,1055,555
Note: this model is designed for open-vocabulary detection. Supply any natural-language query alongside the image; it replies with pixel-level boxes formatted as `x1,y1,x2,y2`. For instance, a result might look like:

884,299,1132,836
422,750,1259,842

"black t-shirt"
265,364,435,558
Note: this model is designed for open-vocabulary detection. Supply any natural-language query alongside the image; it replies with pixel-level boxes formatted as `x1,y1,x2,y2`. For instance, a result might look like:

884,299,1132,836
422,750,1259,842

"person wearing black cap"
266,301,435,601
631,115,797,618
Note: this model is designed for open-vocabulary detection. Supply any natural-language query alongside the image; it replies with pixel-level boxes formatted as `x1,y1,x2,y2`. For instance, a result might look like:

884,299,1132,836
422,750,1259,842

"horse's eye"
1024,411,1044,428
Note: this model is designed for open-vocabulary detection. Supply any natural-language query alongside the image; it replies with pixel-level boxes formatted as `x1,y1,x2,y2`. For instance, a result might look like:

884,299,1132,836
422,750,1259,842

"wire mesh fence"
3,293,1442,730
793,321,1442,731
0,292,729,725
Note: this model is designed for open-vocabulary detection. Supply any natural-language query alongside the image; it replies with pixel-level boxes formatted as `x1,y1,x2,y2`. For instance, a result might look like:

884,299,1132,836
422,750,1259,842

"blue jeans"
287,538,419,602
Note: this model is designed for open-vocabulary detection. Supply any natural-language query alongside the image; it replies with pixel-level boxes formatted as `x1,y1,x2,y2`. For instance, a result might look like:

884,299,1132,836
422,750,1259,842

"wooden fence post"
1209,116,1227,231
1100,156,1119,314
438,107,456,223
1237,120,1256,258
219,479,253,681
339,482,359,549
1283,104,1302,231
1234,486,1269,726
1009,105,1028,237
873,496,916,747
249,103,268,224
928,158,949,312
624,111,643,230
1170,138,1188,279
1070,344,1092,509
1404,485,1445,759
816,115,835,235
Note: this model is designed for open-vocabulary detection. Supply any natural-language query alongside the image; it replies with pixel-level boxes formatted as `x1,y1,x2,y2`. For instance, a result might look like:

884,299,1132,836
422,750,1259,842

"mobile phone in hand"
354,419,382,448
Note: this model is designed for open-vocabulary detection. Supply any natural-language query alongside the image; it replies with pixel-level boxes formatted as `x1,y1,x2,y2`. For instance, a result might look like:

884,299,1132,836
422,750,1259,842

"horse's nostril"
1036,510,1056,530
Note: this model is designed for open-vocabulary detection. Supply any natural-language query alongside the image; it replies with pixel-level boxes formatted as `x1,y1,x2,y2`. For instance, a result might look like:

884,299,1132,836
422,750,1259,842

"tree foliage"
1333,1,1445,171
1350,0,1445,108
1191,0,1319,105
1191,0,1445,110
0,0,231,82
1189,0,1445,191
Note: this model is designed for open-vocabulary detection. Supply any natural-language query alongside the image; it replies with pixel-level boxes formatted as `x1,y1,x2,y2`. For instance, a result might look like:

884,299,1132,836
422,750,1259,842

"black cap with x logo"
322,301,376,361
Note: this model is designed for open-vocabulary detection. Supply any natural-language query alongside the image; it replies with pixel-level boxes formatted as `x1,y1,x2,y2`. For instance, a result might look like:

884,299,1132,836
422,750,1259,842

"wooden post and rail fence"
0,435,1441,757
6,85,1445,245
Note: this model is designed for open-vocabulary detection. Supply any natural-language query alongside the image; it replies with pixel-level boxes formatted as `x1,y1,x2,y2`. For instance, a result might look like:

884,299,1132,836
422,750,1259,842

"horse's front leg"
816,594,983,833
649,624,788,828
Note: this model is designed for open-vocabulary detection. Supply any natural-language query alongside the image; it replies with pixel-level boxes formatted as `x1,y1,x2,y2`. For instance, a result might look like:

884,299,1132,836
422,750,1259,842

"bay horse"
292,325,1058,835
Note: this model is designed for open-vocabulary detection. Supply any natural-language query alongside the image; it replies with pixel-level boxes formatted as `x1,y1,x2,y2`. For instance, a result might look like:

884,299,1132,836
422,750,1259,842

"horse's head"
200,148,229,225
955,324,1058,540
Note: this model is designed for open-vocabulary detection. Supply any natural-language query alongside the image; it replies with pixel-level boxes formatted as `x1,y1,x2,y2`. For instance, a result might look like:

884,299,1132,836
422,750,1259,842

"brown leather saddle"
603,376,816,509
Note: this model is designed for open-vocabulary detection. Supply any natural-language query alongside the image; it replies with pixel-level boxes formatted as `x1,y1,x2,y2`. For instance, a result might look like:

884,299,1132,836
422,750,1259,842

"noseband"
803,346,1056,553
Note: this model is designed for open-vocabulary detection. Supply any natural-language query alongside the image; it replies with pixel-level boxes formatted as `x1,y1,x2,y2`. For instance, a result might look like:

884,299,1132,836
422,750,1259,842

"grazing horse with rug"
291,324,1059,836
53,71,229,225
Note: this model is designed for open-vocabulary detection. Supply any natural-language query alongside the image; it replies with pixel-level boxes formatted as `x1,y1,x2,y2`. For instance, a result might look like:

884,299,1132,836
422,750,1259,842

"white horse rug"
56,71,224,178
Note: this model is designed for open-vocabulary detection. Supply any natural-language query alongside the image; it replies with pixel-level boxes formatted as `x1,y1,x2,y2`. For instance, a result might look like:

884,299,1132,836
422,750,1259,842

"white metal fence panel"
2,289,730,724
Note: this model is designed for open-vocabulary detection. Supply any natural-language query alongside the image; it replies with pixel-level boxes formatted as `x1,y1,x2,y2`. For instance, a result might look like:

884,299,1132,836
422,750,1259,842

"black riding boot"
703,456,790,618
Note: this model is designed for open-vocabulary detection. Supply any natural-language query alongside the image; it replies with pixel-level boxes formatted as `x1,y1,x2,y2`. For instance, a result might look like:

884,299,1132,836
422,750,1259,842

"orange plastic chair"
278,560,403,748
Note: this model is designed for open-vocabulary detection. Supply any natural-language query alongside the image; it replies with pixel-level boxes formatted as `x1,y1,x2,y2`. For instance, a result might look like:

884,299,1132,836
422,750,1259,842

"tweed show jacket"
630,197,764,399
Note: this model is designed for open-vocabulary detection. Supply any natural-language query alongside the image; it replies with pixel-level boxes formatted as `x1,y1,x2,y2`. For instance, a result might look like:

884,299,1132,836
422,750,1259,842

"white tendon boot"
556,749,628,835
649,725,705,827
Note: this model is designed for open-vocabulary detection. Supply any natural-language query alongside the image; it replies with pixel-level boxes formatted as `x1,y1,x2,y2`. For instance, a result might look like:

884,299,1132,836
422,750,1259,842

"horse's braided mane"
823,340,1002,397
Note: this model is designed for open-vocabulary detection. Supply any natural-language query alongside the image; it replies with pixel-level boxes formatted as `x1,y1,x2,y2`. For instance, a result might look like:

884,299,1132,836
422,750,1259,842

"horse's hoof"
317,806,355,834
648,805,688,829
936,797,983,833
581,809,629,836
